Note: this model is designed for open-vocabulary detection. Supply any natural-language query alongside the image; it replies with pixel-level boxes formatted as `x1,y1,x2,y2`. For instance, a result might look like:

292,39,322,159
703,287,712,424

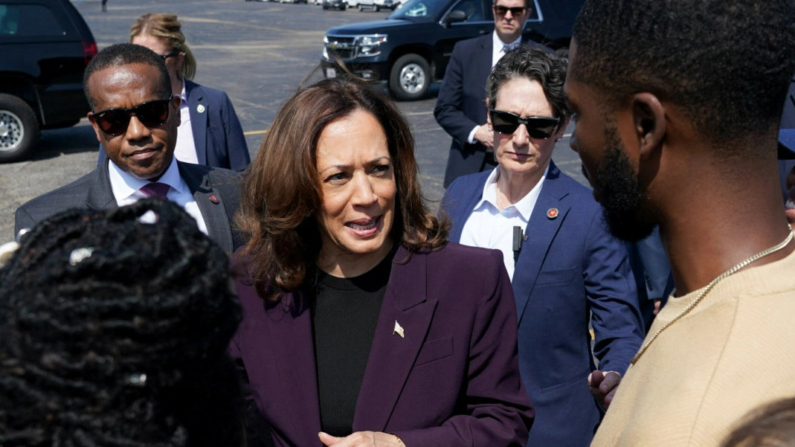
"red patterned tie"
139,182,171,198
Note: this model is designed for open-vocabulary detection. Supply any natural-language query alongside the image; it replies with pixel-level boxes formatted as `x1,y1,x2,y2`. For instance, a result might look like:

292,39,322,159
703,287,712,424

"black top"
312,254,392,437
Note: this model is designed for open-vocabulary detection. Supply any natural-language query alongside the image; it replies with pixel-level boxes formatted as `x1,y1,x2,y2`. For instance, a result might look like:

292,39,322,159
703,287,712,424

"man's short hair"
83,43,172,110
487,46,571,120
571,0,795,147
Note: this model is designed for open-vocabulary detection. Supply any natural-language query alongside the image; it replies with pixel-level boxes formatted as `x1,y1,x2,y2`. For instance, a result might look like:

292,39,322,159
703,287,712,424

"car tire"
358,3,363,10
389,54,430,101
375,5,380,11
0,94,39,163
341,3,346,10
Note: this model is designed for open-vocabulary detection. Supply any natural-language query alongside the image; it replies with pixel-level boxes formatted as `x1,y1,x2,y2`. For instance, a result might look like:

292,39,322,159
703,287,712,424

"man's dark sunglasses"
160,51,180,61
490,109,560,139
91,97,174,136
493,5,526,16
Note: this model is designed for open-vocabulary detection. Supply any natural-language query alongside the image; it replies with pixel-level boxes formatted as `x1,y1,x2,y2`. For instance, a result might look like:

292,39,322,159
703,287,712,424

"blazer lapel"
512,162,570,324
353,246,438,431
264,292,323,445
86,158,119,210
178,162,234,252
186,81,209,166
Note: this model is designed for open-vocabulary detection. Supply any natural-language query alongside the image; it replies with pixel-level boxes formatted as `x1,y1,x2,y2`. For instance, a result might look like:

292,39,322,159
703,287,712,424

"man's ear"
631,93,665,160
87,112,103,143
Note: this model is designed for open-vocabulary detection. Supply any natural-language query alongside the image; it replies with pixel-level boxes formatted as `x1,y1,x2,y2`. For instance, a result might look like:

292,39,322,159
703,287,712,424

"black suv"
322,0,582,100
0,0,97,162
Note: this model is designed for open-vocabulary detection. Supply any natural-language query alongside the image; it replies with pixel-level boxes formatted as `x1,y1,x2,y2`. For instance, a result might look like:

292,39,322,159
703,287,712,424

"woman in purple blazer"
231,78,533,447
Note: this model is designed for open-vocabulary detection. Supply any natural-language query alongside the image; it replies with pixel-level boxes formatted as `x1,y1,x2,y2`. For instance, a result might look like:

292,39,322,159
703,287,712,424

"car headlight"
355,34,387,56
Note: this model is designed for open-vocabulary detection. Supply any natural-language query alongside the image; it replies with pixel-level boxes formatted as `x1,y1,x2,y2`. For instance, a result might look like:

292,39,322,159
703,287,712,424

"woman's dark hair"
722,397,795,447
0,199,243,447
237,77,449,300
486,46,571,120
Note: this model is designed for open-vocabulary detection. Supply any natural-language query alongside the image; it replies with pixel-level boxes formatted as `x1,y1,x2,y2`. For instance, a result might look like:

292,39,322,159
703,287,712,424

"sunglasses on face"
160,51,180,61
490,109,560,139
493,5,526,16
90,97,174,136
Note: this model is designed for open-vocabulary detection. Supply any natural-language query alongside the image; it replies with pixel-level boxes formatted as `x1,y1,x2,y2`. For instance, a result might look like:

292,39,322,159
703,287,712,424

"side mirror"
443,10,467,27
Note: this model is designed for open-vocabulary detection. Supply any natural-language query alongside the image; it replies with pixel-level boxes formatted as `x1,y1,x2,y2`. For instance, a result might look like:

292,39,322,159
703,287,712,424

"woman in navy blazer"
441,47,644,447
99,14,250,171
231,78,533,446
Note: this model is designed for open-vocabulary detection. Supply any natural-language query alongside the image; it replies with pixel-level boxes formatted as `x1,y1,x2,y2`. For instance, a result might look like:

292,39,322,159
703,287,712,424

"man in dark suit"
15,43,242,253
435,0,545,187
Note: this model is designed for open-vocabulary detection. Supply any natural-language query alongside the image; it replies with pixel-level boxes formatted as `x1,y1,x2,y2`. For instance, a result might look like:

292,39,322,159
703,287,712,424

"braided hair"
0,199,243,446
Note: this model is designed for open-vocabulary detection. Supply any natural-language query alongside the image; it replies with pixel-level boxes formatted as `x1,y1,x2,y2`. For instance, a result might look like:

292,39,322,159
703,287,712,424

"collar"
108,157,187,201
179,82,188,106
493,31,522,50
472,165,549,221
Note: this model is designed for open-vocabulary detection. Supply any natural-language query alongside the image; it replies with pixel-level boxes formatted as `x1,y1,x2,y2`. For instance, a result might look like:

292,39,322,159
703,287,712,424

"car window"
388,0,447,21
450,0,487,21
0,4,66,37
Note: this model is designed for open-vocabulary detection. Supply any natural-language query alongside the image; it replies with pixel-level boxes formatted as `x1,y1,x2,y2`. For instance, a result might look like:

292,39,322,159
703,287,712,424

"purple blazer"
230,243,534,447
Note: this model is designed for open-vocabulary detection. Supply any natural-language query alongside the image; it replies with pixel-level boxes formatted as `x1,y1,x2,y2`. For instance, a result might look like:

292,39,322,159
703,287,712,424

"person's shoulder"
446,170,490,195
423,242,504,275
18,170,98,213
454,33,490,52
186,80,232,102
546,165,599,207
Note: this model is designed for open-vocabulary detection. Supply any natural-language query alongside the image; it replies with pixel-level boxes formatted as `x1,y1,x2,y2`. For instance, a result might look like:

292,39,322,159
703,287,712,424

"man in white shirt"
435,0,549,188
15,43,242,253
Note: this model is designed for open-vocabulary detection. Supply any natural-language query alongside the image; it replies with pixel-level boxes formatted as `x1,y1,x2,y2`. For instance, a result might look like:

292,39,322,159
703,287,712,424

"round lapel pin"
209,194,220,204
547,208,559,219
197,104,206,114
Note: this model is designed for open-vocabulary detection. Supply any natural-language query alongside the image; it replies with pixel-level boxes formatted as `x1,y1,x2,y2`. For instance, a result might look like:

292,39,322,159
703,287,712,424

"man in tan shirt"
562,0,795,445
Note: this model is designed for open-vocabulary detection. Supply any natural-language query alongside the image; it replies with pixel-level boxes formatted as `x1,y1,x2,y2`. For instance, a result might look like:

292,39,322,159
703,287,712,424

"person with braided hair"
0,198,245,446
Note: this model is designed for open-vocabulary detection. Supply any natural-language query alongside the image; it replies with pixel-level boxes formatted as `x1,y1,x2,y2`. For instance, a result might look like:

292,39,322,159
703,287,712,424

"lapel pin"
209,194,220,204
393,320,405,338
197,104,206,114
547,208,559,219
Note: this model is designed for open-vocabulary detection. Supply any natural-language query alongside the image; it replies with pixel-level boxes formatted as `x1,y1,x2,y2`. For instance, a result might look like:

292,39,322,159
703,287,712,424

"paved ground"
0,0,587,242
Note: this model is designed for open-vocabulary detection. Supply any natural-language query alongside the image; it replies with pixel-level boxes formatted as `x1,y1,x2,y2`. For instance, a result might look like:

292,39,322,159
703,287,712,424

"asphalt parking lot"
0,0,585,242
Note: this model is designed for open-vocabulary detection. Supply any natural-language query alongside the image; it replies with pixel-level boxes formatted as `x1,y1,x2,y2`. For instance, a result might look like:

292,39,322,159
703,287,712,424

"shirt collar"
179,82,188,106
108,156,186,201
472,165,550,220
493,31,522,50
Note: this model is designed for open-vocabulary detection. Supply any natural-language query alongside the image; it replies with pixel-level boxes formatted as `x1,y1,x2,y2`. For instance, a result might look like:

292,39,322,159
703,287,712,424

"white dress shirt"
459,165,548,279
108,157,208,234
467,31,523,144
173,82,199,165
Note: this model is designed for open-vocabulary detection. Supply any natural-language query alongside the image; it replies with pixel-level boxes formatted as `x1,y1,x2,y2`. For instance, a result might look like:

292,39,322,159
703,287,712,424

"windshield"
388,0,448,21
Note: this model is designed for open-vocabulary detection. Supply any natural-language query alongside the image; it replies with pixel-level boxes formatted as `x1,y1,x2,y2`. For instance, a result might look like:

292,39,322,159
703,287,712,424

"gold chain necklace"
631,224,795,364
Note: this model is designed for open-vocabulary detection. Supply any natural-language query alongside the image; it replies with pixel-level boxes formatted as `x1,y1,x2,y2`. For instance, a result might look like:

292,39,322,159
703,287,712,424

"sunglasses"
160,51,180,61
490,109,560,139
90,97,174,136
493,5,526,16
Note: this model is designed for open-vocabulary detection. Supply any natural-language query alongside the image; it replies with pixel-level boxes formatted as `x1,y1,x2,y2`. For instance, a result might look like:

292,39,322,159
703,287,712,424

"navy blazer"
98,80,250,171
441,163,644,447
230,244,534,447
15,159,244,253
434,34,551,188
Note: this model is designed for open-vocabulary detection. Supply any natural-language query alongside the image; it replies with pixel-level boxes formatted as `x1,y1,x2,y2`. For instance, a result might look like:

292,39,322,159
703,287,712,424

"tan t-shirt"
592,245,795,446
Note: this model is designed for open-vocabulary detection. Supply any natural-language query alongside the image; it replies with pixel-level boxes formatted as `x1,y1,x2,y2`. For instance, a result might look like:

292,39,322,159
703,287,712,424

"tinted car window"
450,0,487,21
388,0,448,21
0,4,65,37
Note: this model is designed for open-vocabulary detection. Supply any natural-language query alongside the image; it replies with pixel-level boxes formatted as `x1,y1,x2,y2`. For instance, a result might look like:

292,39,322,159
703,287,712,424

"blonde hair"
130,13,197,81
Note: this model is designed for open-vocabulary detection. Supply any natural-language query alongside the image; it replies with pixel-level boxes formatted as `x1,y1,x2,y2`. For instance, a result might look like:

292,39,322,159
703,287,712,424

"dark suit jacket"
441,163,644,447
97,80,250,171
229,244,534,447
15,159,244,253
434,34,550,188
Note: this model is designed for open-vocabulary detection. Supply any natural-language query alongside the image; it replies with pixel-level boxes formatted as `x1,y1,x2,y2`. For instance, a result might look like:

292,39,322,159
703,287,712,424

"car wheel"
389,54,430,101
375,5,380,11
341,3,346,10
358,3,364,10
0,94,39,163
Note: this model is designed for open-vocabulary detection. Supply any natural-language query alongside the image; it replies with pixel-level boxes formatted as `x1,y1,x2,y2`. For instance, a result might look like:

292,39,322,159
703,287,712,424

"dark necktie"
139,182,171,198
